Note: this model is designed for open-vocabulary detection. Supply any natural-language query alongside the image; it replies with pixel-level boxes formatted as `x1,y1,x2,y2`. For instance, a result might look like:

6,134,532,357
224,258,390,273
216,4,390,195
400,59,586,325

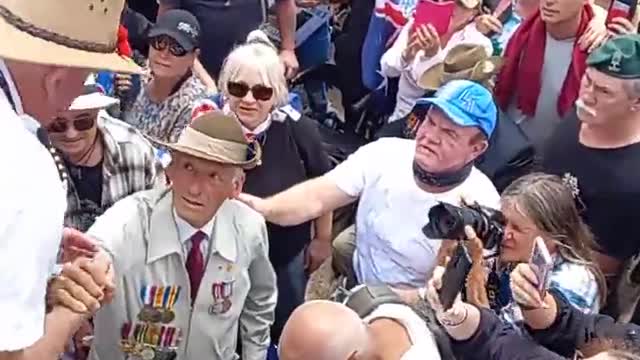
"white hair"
217,30,288,106
623,78,640,99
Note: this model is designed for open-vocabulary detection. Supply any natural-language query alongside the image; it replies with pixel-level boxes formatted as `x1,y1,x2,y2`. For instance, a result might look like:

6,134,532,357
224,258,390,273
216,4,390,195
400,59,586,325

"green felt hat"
587,34,640,79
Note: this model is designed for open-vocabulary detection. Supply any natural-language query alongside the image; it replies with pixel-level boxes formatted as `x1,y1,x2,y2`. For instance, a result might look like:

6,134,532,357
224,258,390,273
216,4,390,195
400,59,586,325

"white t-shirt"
0,60,67,350
364,303,442,360
326,137,499,287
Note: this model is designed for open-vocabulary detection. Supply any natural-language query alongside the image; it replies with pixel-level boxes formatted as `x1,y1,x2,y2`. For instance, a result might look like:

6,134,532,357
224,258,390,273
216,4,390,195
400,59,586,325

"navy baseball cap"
415,79,497,138
148,9,201,51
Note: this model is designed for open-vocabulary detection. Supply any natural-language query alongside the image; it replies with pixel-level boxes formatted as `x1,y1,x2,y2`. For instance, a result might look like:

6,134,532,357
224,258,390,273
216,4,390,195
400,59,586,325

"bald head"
279,300,370,360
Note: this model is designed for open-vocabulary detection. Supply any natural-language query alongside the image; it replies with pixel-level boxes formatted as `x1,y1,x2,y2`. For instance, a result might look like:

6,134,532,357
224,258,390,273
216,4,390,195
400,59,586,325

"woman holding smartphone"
473,173,606,329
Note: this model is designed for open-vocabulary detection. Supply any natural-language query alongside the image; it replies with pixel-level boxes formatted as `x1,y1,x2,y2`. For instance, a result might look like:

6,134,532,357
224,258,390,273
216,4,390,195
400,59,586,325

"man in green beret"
542,34,640,320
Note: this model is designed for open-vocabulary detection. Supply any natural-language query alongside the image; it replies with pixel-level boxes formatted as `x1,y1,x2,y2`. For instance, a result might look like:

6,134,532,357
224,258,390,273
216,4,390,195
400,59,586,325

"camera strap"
412,160,472,188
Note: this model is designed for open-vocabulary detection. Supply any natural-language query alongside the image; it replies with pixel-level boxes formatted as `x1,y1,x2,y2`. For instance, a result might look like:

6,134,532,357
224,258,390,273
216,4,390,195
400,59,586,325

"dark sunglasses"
227,81,274,101
47,117,95,133
150,36,188,57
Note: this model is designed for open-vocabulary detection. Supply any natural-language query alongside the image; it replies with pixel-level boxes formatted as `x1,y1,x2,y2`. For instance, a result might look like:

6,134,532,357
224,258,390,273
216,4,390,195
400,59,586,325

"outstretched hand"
236,193,271,218
60,227,99,263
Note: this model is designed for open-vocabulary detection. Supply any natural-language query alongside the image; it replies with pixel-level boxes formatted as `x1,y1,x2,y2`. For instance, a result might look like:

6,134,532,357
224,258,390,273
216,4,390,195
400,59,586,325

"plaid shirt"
64,112,163,232
500,256,601,331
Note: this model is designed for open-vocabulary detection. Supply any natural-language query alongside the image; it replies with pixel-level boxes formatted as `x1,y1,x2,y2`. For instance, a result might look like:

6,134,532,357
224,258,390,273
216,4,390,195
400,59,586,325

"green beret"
587,34,640,79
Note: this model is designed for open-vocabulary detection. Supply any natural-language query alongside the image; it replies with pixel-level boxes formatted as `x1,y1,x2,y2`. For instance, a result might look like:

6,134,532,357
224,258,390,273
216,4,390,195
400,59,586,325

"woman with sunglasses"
216,30,333,344
123,9,207,142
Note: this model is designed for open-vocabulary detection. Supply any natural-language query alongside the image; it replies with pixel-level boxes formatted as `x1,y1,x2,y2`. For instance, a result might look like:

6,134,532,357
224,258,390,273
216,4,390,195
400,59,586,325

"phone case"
530,237,553,293
606,0,637,23
413,0,456,36
439,243,473,311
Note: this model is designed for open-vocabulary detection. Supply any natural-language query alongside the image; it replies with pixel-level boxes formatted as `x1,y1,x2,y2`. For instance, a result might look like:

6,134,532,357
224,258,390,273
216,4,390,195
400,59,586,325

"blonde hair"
501,173,607,306
218,31,289,107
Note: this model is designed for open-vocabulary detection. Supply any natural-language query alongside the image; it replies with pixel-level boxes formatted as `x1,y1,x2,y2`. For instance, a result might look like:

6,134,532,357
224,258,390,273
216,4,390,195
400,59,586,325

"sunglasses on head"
227,81,274,101
150,36,188,57
47,116,95,133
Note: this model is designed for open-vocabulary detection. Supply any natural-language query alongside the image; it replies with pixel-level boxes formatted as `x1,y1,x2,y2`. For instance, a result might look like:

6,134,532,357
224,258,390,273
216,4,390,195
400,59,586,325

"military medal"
160,286,181,324
139,286,160,322
140,347,156,360
120,323,135,354
138,305,157,322
209,280,235,315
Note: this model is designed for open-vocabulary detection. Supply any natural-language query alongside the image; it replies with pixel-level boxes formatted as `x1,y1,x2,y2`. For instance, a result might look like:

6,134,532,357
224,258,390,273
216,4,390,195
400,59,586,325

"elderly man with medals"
85,110,277,360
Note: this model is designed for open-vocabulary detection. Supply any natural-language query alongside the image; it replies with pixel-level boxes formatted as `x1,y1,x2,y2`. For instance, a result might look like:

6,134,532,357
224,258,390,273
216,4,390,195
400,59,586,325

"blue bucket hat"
415,79,497,138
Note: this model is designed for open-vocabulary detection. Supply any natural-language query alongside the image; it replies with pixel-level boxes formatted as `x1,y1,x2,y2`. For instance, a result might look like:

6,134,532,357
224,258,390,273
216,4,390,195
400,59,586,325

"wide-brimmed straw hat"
152,111,262,169
418,44,502,90
0,0,140,73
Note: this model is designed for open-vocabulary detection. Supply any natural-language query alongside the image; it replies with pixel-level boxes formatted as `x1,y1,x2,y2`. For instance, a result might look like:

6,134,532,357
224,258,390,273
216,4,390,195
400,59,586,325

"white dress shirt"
173,209,215,257
0,59,67,351
380,20,493,122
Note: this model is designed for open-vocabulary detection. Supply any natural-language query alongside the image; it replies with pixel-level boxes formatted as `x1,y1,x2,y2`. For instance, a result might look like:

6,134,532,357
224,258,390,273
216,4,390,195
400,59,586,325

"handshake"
48,228,115,317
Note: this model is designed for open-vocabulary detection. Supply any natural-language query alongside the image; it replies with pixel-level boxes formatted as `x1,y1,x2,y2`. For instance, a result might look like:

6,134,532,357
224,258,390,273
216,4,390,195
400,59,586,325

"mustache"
576,98,597,117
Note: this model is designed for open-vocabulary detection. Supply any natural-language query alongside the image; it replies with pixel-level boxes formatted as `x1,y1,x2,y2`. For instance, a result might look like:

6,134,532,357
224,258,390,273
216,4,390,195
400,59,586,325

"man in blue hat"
542,34,640,319
238,79,500,301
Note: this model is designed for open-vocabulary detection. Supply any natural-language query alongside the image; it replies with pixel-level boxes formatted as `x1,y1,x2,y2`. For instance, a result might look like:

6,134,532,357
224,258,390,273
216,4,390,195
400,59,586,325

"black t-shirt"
541,116,640,260
243,116,331,268
66,160,105,232
238,111,324,360
167,0,266,77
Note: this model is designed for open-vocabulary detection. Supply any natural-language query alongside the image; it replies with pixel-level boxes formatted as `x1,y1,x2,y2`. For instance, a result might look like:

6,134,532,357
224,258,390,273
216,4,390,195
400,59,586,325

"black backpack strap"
344,285,405,318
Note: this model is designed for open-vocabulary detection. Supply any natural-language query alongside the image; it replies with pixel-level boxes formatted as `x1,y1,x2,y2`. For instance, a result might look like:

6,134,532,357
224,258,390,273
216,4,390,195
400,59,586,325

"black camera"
422,202,505,250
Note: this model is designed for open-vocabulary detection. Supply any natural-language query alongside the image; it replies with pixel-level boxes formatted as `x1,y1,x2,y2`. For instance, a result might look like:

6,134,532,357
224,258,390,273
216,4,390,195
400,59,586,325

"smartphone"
486,5,513,37
413,0,456,37
529,237,553,295
439,243,473,311
606,0,637,24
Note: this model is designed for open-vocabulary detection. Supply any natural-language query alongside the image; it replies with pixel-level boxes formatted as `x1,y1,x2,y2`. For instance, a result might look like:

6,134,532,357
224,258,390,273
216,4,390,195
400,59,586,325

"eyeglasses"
47,116,95,133
227,81,274,101
150,36,188,57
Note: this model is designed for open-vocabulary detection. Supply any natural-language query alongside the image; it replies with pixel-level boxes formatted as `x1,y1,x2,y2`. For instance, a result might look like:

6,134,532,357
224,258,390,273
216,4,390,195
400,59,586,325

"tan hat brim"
418,63,445,91
0,17,141,74
419,56,503,90
151,140,262,170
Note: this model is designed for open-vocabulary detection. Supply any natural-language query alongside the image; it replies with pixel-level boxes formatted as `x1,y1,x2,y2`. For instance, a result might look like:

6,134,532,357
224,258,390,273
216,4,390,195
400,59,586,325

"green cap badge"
587,34,640,79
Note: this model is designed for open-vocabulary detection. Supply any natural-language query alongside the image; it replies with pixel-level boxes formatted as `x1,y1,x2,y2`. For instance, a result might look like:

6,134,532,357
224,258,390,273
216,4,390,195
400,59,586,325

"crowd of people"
2,0,640,359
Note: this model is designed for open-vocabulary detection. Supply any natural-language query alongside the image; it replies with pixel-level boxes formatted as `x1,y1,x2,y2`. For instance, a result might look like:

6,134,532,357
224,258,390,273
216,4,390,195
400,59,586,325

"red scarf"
117,25,133,58
494,6,593,117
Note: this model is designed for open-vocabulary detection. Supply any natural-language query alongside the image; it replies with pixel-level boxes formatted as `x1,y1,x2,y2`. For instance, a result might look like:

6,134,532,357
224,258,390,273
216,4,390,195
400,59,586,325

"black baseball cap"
148,9,201,51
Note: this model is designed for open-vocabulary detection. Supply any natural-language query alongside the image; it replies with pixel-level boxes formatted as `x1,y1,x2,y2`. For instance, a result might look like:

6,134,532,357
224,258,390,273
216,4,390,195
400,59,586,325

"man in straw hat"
77,111,276,360
0,0,140,358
